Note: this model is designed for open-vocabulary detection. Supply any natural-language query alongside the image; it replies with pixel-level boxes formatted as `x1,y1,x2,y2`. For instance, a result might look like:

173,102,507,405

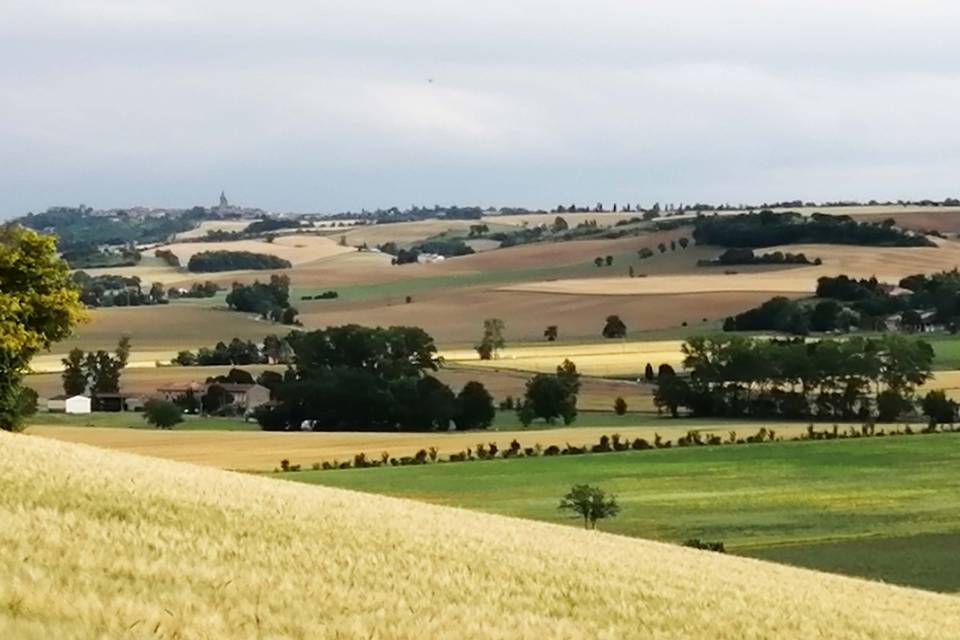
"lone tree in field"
602,315,627,339
678,237,690,249
476,318,506,360
558,484,620,530
142,399,184,429
614,397,627,415
594,257,604,267
0,225,85,431
605,255,613,266
544,325,558,342
644,363,655,381
553,216,569,232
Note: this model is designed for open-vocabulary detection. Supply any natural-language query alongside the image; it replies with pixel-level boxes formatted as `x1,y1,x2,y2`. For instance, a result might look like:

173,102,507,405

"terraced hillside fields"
2,432,958,639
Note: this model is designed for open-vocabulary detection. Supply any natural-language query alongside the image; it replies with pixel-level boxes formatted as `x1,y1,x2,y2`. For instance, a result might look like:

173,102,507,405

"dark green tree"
61,348,87,395
602,315,627,339
142,399,184,429
454,381,495,430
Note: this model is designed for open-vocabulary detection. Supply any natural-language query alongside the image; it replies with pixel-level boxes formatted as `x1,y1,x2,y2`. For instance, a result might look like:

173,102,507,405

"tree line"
692,210,933,248
654,335,934,422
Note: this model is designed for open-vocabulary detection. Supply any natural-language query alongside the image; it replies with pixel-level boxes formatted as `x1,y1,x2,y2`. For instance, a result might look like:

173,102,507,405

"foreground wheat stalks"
0,431,956,639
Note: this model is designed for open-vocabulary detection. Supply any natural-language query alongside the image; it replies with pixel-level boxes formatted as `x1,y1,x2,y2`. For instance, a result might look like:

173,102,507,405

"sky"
4,1,960,217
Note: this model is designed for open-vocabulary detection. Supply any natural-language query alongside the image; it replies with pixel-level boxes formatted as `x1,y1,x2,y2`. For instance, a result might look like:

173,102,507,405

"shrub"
613,397,627,415
682,539,726,553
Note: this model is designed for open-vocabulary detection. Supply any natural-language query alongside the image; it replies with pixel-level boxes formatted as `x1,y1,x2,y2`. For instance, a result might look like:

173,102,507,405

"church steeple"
219,190,229,208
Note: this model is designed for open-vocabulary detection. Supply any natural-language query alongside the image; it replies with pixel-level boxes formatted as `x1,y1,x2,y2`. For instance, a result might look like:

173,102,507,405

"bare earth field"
298,289,765,345
5,433,957,639
504,239,960,297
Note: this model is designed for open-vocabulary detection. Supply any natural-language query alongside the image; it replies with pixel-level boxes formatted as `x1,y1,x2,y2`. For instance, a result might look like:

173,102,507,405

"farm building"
157,382,269,412
47,395,92,414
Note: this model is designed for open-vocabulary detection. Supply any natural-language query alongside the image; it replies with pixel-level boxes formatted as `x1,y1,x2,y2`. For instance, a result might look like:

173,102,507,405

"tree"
657,243,667,253
594,257,604,268
202,384,232,415
17,387,38,417
544,325,558,342
553,216,569,232
477,318,506,360
654,374,690,418
454,381,495,430
0,225,85,431
558,484,620,530
921,390,957,428
678,237,690,249
605,255,613,266
522,362,579,425
61,348,87,395
142,399,183,429
644,363,655,381
602,315,627,339
85,336,132,395
614,397,627,415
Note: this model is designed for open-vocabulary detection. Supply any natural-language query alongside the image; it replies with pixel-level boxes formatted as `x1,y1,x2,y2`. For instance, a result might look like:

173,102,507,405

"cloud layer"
3,1,960,215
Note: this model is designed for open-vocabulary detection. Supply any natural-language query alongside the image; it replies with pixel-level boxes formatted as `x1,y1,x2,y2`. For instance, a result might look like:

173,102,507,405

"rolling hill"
1,432,957,639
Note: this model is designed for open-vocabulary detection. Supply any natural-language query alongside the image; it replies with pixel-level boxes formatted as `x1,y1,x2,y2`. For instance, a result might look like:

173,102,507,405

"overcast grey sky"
3,1,960,216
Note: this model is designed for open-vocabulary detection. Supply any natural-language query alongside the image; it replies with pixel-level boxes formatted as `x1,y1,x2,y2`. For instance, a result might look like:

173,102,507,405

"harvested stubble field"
173,219,253,240
3,432,958,639
502,238,960,297
27,419,838,472
160,233,353,266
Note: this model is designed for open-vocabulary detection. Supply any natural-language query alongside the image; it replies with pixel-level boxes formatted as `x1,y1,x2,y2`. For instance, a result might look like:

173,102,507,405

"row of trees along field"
725,270,960,335
654,335,933,421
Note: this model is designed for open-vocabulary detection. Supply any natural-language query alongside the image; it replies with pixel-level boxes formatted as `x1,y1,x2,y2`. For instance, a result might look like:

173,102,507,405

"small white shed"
65,395,92,415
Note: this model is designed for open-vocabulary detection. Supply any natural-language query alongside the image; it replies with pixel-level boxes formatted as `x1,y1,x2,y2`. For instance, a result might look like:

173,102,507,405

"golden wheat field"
2,432,958,639
442,340,688,375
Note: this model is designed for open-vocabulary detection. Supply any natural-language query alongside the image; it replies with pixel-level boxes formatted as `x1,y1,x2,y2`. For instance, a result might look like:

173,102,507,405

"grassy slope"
298,433,960,592
2,432,958,639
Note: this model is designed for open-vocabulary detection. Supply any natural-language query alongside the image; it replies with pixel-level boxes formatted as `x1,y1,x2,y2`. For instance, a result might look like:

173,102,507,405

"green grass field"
28,412,257,431
290,433,960,592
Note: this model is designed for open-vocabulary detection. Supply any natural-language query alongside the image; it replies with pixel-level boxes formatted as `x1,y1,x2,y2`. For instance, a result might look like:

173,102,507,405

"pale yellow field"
159,233,353,266
3,432,957,639
173,219,253,240
29,422,780,470
503,238,960,297
339,218,481,247
442,340,688,375
487,212,640,228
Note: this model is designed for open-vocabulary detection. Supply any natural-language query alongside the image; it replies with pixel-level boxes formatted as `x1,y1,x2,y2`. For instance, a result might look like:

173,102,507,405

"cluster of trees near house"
724,270,960,335
653,335,934,422
698,248,819,267
61,337,132,408
187,250,292,272
71,272,167,308
378,238,475,265
61,243,142,269
225,275,299,324
252,325,497,432
692,210,933,248
168,281,221,299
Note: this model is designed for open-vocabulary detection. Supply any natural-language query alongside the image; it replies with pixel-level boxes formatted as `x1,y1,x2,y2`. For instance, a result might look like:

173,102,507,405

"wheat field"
2,431,958,639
